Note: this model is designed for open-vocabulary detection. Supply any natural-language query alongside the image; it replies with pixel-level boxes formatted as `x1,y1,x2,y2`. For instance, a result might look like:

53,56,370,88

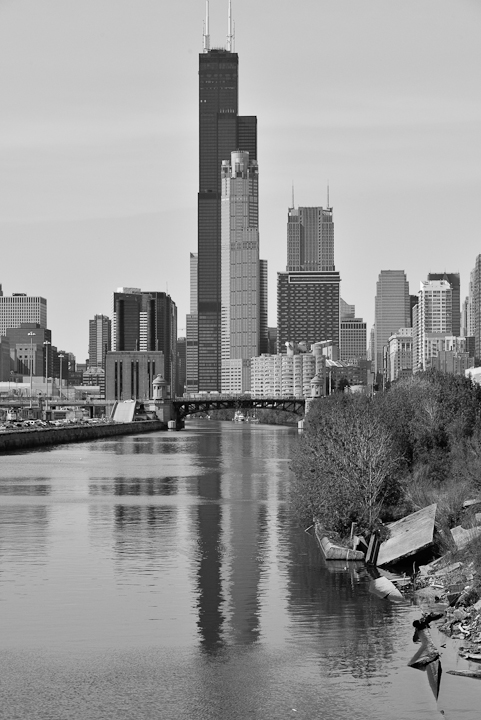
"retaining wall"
0,421,165,453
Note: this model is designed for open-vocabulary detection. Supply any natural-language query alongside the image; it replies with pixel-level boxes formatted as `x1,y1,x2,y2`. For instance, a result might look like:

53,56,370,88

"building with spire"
277,200,340,353
287,206,334,272
220,150,267,393
197,1,257,391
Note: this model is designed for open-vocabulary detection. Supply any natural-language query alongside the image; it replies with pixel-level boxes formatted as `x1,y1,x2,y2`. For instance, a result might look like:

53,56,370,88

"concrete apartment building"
387,328,413,382
412,279,452,372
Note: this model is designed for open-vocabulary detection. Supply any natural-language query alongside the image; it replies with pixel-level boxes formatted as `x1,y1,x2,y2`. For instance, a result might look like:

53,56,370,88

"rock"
453,608,469,622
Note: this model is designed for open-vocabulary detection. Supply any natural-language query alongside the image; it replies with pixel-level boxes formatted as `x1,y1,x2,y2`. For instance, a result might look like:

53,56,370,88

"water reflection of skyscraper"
194,427,225,652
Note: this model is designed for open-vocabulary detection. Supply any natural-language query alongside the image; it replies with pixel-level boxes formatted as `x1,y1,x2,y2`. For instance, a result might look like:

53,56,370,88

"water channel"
0,420,478,719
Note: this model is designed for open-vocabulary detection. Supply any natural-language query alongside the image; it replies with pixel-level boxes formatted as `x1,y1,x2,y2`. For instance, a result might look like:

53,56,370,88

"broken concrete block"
433,561,463,577
451,525,481,551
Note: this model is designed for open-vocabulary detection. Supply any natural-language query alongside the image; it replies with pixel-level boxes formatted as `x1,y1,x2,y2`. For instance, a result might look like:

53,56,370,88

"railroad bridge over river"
172,395,306,423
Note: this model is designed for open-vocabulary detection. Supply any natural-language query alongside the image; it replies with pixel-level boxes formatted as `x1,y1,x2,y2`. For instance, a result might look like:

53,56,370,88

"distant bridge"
172,395,305,422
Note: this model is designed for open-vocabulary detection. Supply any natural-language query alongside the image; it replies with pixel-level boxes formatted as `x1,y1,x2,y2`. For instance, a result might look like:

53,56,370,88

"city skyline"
0,0,480,358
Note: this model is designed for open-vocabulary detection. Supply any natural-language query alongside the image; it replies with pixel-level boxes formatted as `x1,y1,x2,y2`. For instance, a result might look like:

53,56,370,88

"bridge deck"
172,396,305,420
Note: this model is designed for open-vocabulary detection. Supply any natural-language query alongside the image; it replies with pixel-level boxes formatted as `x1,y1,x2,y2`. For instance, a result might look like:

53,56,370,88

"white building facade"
221,150,266,393
0,286,47,337
413,280,452,372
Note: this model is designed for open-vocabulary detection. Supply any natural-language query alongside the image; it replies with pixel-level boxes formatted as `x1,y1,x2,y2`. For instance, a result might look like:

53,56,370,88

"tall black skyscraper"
198,3,257,390
112,288,177,391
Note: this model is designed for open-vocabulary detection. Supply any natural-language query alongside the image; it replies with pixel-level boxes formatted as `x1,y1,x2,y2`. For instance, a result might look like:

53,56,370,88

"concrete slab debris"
450,525,481,551
376,503,437,567
433,562,463,578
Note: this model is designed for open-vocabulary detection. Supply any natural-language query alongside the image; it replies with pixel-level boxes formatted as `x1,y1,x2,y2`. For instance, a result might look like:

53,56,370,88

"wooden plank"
376,503,437,567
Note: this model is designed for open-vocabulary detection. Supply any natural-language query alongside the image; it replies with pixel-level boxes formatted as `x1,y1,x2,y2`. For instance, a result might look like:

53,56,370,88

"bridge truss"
172,396,305,422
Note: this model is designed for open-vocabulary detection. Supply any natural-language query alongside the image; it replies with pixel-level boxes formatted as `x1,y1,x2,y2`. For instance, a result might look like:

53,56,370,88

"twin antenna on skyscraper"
203,1,235,52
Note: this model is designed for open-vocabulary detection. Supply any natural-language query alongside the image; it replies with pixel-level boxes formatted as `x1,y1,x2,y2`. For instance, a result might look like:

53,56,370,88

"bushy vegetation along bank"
290,371,481,543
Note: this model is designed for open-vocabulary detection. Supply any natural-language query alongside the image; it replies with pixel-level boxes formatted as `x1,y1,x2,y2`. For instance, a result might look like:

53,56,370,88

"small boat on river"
233,410,245,422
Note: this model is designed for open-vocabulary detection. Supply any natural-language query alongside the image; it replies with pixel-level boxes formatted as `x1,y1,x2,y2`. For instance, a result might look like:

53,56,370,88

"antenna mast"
203,0,210,52
227,0,233,51
327,181,330,208
292,182,295,209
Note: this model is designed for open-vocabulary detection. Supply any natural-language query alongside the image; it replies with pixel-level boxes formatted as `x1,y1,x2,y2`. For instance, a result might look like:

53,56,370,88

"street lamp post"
28,332,36,408
58,354,64,400
44,340,51,418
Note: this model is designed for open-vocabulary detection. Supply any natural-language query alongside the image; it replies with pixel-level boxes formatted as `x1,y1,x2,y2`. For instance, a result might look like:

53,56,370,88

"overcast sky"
1,0,480,359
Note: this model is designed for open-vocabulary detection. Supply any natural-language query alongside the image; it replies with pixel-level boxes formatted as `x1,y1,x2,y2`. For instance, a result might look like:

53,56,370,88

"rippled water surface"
0,421,477,719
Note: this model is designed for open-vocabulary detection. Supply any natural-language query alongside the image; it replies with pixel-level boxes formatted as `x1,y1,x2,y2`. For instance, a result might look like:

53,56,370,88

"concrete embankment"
0,420,164,453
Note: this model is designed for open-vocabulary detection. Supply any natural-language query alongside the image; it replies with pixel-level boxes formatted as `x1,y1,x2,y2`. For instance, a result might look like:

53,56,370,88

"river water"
0,420,478,719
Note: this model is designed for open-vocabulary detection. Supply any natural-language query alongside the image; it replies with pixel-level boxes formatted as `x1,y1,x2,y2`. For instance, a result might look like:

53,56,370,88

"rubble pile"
414,556,481,661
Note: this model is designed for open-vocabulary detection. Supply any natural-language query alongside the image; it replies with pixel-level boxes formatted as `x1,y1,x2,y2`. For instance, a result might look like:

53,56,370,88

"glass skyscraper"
198,41,257,390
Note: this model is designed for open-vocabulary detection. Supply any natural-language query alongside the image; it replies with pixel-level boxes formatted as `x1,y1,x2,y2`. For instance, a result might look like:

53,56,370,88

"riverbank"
0,420,164,453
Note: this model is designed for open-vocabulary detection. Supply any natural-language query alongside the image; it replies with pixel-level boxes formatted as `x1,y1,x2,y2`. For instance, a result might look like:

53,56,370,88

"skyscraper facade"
220,150,266,392
374,270,410,376
287,206,334,272
412,279,452,372
112,288,177,392
428,272,460,337
88,314,111,370
0,285,47,337
277,202,339,353
198,15,257,391
277,271,341,352
470,255,481,361
340,318,367,365
186,253,199,393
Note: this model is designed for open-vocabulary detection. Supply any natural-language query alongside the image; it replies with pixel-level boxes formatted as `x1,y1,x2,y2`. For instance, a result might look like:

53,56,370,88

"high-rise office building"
0,284,47,337
374,271,410,376
186,253,199,393
88,314,111,370
428,272,460,337
277,271,341,352
198,5,257,391
277,202,339,353
471,255,481,361
340,318,367,365
112,288,177,392
176,337,186,397
412,279,452,372
220,150,267,392
287,206,334,272
340,298,355,319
